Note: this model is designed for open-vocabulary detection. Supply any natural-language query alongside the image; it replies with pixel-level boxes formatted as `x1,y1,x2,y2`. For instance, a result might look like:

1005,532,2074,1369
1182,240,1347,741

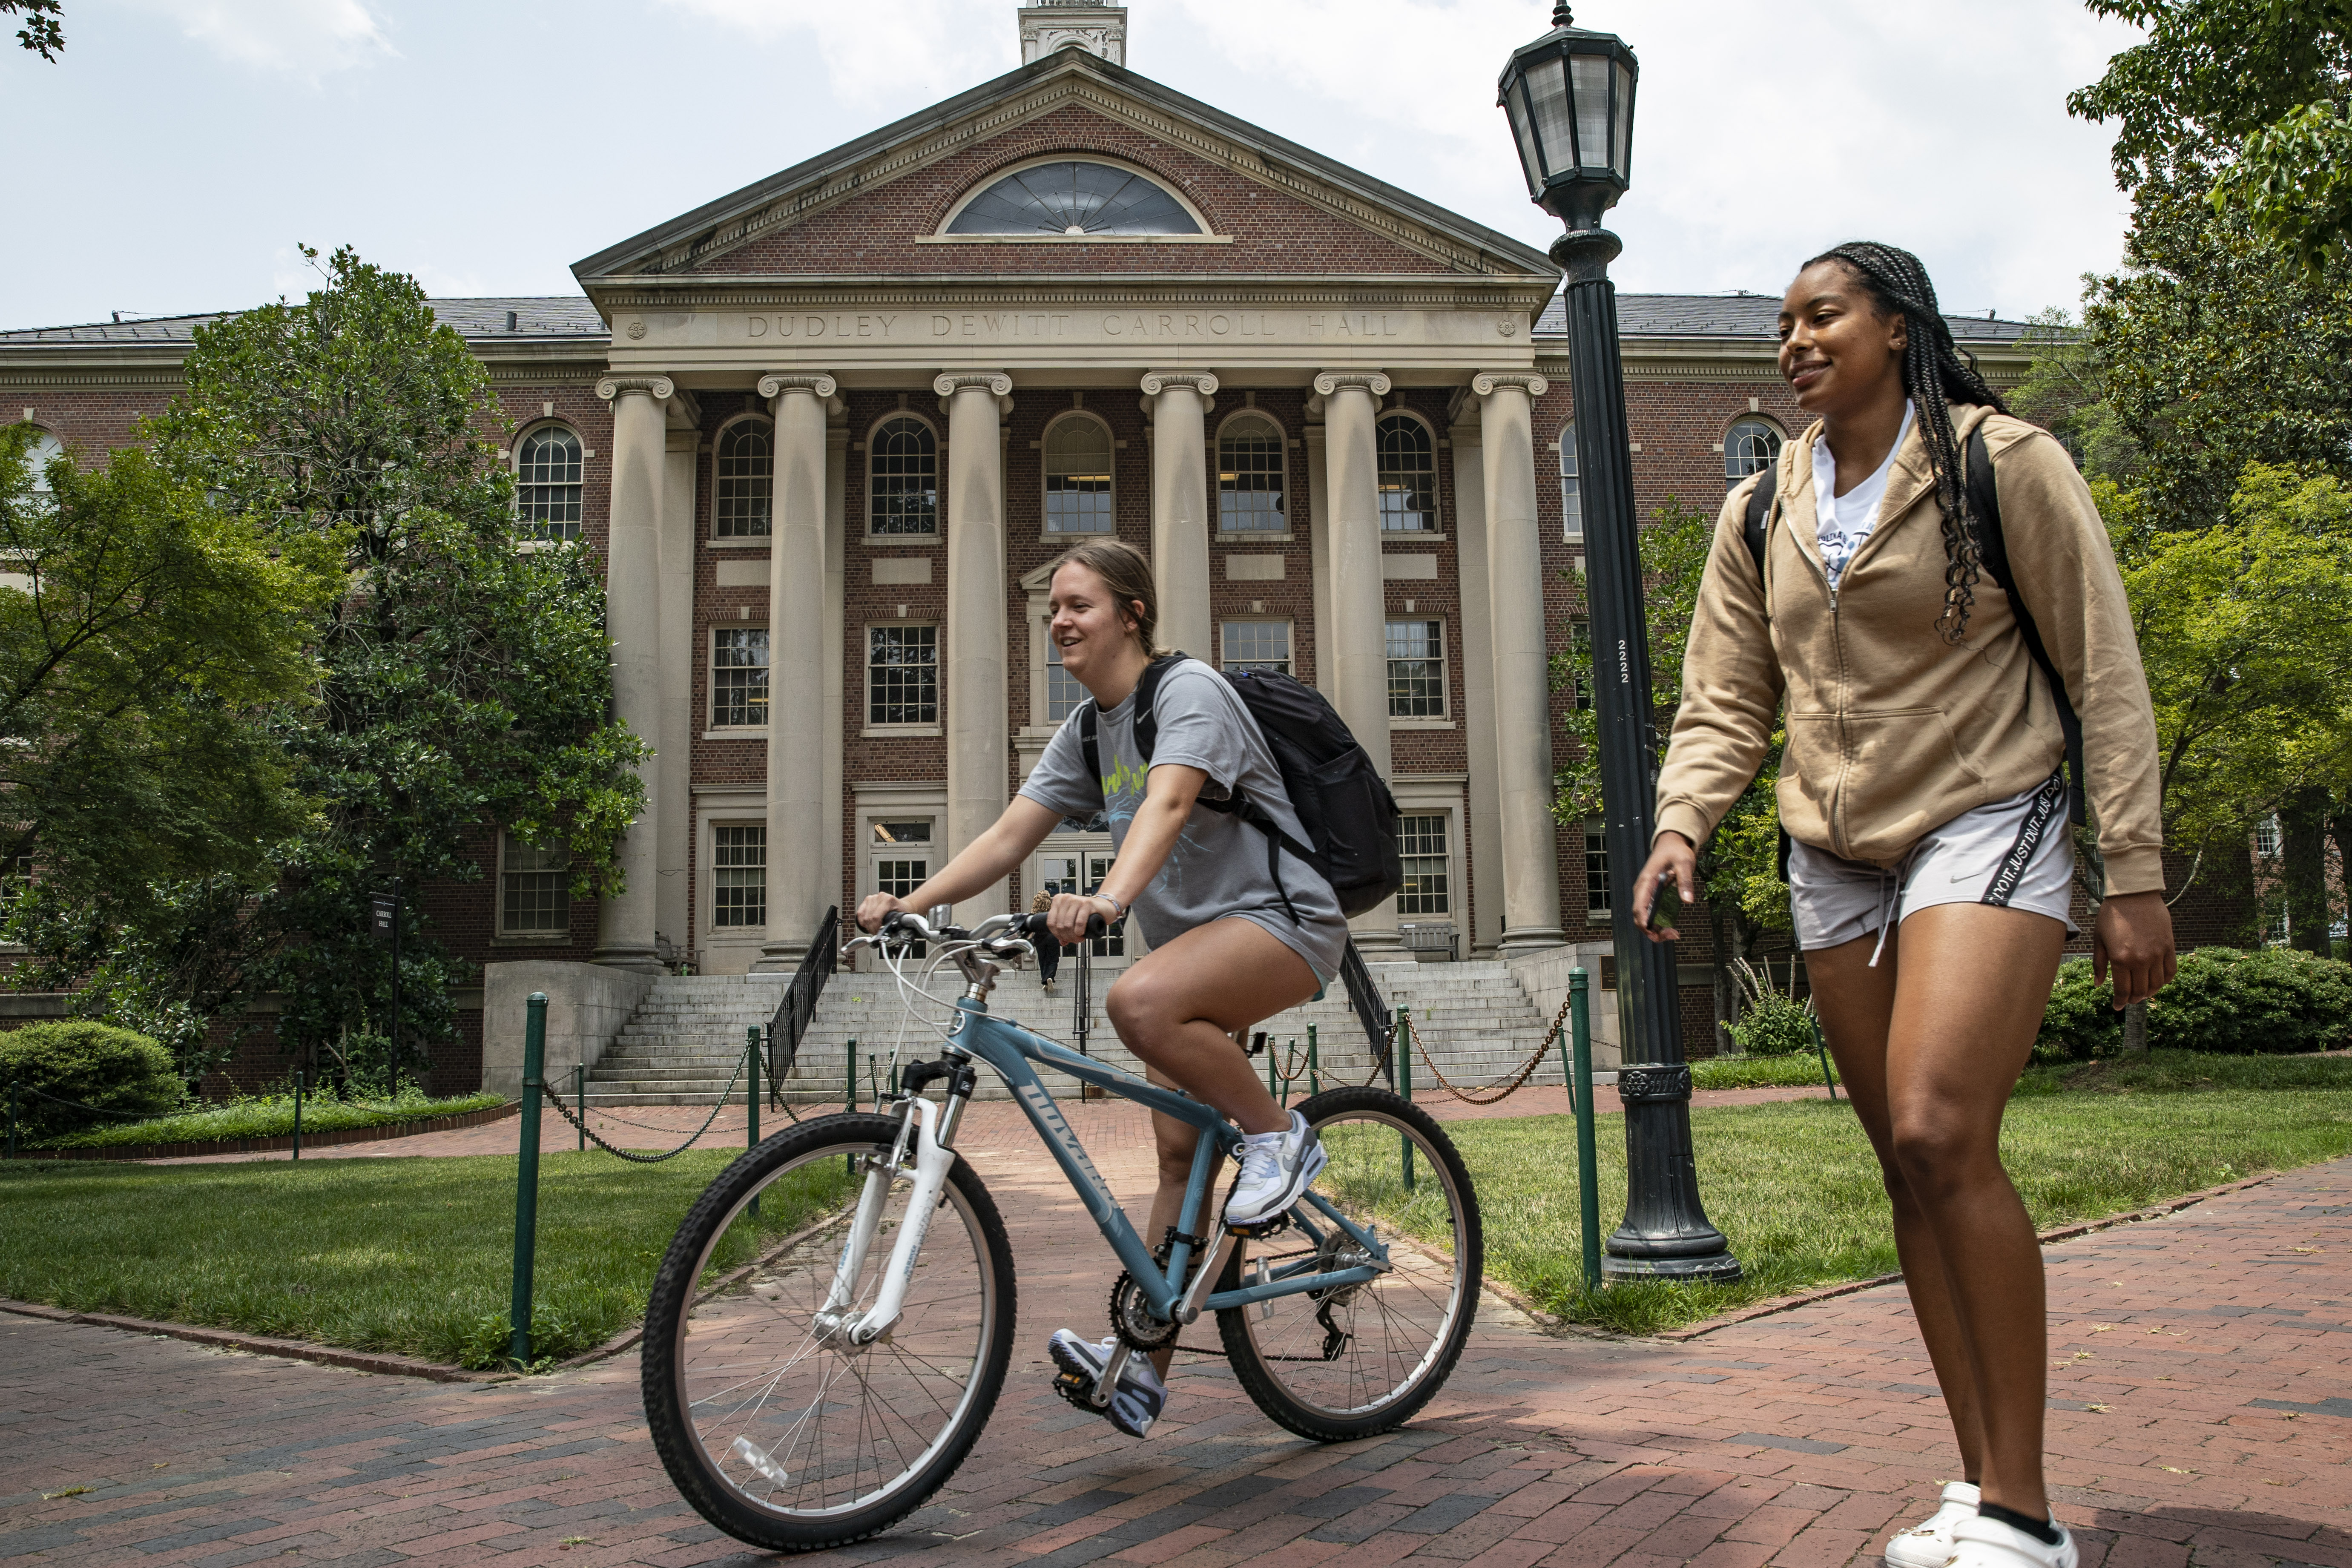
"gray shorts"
1789,771,2078,957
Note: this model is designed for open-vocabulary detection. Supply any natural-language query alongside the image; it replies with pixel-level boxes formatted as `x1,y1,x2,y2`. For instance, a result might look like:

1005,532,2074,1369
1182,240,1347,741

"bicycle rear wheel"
641,1112,1016,1552
1218,1085,1481,1441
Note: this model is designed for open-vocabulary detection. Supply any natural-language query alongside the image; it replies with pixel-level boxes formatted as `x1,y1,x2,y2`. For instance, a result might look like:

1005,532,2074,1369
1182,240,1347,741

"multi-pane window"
1397,814,1449,916
16,430,63,515
1558,422,1583,542
1376,414,1438,531
500,833,570,935
715,419,773,537
1221,620,1291,675
870,416,938,535
711,627,769,728
1725,418,1783,489
1385,618,1446,717
2255,815,2282,859
1044,416,1114,534
868,626,940,725
1046,631,1085,722
712,824,766,928
873,821,932,901
517,426,583,540
1217,414,1285,531
1585,822,1611,917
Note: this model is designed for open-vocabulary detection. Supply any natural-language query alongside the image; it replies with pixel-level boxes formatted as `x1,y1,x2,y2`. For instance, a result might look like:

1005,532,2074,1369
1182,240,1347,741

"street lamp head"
1497,5,1638,233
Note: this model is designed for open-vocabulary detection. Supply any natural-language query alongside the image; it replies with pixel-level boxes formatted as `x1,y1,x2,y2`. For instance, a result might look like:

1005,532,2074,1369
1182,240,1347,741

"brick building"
11,4,2217,1090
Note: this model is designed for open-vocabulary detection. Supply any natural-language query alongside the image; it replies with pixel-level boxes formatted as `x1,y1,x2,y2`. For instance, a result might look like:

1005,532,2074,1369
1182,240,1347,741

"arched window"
1725,417,1783,488
1217,414,1285,532
715,418,773,538
869,415,938,536
515,425,583,541
1558,422,1582,542
1043,415,1114,534
1376,413,1437,532
947,160,1201,235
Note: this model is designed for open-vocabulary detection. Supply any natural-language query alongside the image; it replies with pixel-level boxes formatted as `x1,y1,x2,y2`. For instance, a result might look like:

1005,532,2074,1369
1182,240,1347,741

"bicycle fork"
818,1095,959,1347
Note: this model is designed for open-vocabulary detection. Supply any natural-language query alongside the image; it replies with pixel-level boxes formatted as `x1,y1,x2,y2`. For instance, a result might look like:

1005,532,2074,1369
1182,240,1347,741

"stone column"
591,375,672,974
1315,369,1400,952
1141,370,1217,657
937,371,1014,926
1449,406,1507,956
823,421,848,921
655,422,698,963
1475,371,1567,952
753,371,836,969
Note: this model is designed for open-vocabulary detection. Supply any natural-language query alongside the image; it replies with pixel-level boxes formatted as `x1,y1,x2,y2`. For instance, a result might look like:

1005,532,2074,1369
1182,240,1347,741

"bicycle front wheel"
641,1112,1016,1553
1218,1085,1481,1441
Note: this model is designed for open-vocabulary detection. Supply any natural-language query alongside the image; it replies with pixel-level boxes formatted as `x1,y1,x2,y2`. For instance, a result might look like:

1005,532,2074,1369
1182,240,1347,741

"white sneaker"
1948,1514,2077,1568
1224,1111,1327,1229
1047,1331,1166,1439
1886,1482,1981,1568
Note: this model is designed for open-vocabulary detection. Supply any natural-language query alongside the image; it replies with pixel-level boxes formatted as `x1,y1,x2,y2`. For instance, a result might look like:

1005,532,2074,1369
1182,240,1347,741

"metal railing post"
845,1037,858,1115
1811,1016,1839,1102
292,1071,304,1161
747,1026,762,1221
1267,1040,1279,1102
1570,969,1602,1292
509,992,548,1370
1396,1005,1415,1192
1306,1025,1319,1096
575,1064,585,1152
1556,1021,1576,1111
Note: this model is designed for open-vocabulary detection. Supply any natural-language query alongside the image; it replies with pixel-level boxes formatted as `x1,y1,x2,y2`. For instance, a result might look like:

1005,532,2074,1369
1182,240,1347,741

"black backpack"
1077,655,1402,919
1742,425,2086,826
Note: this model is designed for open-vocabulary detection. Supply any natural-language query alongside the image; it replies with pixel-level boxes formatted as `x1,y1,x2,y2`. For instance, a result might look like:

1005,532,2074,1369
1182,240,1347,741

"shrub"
2036,958,2122,1062
1726,957,1818,1057
2147,947,2352,1054
0,1022,184,1141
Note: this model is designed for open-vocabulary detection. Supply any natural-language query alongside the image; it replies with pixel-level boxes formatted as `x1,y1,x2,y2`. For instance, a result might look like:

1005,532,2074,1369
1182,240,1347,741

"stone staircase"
582,956,1598,1108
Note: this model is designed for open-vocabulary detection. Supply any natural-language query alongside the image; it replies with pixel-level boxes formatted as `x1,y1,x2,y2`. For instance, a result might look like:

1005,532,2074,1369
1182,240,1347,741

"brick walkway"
5,1109,2345,1566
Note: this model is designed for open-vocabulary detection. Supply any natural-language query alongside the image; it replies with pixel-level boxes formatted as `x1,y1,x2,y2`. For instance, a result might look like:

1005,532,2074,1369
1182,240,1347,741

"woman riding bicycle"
854,536,1343,1439
1633,242,2175,1568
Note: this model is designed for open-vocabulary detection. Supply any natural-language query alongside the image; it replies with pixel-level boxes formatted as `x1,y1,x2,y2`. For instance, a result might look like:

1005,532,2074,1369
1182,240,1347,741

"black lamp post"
1499,4,1739,1283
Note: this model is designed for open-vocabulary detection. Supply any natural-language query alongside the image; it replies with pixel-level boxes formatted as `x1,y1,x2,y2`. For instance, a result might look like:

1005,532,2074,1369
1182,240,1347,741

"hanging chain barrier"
544,1038,751,1165
1396,991,1581,1107
17,1083,179,1119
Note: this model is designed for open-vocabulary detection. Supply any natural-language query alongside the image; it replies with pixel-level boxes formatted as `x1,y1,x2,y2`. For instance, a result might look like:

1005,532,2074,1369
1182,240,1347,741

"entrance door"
1031,841,1125,957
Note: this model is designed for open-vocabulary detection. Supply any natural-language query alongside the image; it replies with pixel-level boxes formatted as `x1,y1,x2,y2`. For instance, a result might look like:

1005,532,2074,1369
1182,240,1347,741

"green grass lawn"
1434,1052,2352,1335
1689,1053,1841,1091
0,1149,856,1367
32,1089,507,1150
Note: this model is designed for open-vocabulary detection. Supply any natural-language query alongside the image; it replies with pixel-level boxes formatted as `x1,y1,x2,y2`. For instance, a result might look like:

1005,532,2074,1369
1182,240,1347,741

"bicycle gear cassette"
1108,1270,1180,1353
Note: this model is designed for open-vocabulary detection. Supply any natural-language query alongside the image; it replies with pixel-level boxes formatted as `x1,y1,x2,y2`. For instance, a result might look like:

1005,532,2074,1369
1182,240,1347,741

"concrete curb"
6,1098,519,1162
0,1298,501,1383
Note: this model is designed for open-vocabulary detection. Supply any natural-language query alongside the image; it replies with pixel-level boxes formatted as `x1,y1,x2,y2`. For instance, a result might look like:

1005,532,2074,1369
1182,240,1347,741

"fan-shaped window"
1726,417,1783,489
716,419,772,538
16,430,63,494
1376,414,1438,532
516,426,582,541
1044,416,1114,534
869,416,938,536
948,160,1201,236
1218,414,1285,533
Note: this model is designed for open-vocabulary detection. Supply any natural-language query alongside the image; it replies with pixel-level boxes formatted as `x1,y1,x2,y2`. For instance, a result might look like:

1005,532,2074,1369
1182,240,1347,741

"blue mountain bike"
640,910,1483,1553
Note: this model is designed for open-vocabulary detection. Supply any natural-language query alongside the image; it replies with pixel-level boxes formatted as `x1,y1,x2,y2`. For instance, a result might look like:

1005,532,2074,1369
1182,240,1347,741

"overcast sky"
4,0,2144,330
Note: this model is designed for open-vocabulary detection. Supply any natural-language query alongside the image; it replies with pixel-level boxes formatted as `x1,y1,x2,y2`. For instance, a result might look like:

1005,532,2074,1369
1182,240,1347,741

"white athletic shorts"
1788,770,2078,960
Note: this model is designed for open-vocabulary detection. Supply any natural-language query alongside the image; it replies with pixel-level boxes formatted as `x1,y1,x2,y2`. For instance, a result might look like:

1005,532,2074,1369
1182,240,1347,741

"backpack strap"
1742,462,1778,585
1077,652,1182,794
1964,424,2087,827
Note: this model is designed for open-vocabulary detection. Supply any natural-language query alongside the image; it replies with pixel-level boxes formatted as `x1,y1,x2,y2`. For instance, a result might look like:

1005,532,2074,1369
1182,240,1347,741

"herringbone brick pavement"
4,1106,2345,1568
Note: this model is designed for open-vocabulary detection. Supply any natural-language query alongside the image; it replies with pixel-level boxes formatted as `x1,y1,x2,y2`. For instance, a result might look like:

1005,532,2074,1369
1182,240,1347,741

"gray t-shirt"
1019,658,1350,981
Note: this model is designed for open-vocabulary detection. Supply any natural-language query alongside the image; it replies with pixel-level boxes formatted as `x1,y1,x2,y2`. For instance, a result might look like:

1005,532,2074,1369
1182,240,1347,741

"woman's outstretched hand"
856,892,911,934
1630,832,1697,943
2094,890,2176,1009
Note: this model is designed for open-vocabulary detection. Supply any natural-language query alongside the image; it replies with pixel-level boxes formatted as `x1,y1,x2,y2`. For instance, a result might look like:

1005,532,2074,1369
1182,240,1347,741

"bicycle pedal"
1224,1211,1292,1241
1052,1369,1109,1413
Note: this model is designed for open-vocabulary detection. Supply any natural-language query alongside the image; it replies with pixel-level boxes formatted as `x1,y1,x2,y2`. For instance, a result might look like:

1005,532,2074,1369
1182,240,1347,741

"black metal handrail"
767,905,839,1108
1339,939,1394,1087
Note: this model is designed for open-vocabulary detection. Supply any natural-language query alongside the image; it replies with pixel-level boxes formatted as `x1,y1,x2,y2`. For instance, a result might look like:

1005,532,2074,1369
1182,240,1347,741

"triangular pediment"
572,50,1557,287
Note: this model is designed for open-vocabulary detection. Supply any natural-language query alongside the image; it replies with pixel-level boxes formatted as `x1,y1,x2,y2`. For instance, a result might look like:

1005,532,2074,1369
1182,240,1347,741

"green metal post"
845,1037,858,1114
6,1080,16,1158
1268,1040,1281,1103
1306,1025,1320,1096
292,1071,304,1161
509,992,548,1370
1556,1021,1576,1111
1570,969,1602,1292
575,1064,585,1152
1396,1005,1415,1192
1811,1017,1839,1102
747,1026,762,1221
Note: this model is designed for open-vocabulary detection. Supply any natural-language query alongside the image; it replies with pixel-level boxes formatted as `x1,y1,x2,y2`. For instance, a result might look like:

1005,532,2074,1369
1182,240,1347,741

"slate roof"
1536,291,2031,342
0,297,609,345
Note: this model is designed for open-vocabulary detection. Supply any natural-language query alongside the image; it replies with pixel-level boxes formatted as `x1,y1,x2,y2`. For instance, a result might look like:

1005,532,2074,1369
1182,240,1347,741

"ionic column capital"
1472,370,1549,399
933,371,1013,398
596,373,674,402
1140,369,1219,397
1312,369,1392,397
758,371,838,400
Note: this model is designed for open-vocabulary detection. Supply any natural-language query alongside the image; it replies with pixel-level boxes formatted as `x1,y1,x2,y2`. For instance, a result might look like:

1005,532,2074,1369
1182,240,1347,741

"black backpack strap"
1742,462,1778,585
1129,652,1182,763
1966,425,2087,826
1078,700,1102,790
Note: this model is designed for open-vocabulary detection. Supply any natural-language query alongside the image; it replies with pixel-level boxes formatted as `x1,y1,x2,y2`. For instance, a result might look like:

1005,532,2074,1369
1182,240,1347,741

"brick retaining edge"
0,1297,503,1383
5,1097,520,1162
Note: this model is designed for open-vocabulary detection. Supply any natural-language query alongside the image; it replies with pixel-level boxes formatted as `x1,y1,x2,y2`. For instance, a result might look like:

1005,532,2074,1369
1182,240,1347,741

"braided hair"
1801,241,2010,642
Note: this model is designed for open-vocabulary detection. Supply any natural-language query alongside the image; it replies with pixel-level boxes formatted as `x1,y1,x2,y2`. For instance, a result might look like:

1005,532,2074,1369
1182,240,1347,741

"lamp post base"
1601,1247,1744,1284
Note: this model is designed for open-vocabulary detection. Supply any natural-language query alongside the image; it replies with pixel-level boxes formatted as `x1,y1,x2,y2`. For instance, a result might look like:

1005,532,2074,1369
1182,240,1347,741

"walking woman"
855,537,1345,1440
1632,242,2176,1568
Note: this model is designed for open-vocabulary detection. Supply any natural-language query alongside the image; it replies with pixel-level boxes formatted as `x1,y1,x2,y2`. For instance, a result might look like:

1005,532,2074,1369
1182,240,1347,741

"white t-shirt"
1810,400,1914,590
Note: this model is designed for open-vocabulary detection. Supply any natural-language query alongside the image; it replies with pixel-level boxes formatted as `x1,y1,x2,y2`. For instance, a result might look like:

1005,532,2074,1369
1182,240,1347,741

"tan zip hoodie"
1654,403,2166,896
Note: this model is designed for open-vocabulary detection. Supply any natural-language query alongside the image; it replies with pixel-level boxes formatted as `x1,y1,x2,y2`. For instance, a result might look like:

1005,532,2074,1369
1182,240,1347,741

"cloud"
649,0,1015,107
126,0,393,77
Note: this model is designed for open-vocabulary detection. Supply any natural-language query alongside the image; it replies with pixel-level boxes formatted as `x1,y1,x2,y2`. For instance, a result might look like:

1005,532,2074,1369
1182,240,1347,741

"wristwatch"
1093,892,1128,921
